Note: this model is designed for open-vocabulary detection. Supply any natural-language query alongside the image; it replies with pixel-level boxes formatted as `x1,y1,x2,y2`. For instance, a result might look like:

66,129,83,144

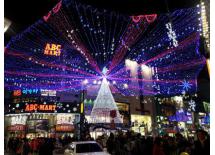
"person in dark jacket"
23,139,31,155
153,137,166,155
106,133,115,154
192,130,210,155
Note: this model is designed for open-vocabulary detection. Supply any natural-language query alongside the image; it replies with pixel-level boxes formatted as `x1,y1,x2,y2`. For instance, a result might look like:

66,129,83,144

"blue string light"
5,0,205,96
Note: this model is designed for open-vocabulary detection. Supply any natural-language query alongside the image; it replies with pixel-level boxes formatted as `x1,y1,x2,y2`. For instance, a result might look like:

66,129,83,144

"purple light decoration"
107,15,156,74
4,0,205,96
168,110,192,122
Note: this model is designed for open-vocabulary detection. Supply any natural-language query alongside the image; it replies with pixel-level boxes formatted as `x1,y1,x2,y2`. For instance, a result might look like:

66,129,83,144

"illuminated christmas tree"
90,78,122,123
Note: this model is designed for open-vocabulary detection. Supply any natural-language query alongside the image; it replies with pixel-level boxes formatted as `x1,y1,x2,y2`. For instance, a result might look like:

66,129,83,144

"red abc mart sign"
25,104,56,112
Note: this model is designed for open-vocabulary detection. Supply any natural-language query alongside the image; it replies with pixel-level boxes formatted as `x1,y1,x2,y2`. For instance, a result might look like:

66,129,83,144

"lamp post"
80,79,88,140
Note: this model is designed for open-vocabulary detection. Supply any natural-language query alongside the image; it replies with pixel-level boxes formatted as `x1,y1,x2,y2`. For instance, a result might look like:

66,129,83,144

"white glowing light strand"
188,100,196,111
165,22,178,47
200,2,210,49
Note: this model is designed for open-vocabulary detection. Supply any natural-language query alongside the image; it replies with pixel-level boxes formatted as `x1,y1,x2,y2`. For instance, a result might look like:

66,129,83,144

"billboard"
27,119,49,132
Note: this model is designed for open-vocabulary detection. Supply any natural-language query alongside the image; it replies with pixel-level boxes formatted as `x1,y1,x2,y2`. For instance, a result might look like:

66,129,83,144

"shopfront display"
156,116,176,135
199,113,210,133
5,113,80,139
56,114,79,132
85,100,130,128
131,114,152,135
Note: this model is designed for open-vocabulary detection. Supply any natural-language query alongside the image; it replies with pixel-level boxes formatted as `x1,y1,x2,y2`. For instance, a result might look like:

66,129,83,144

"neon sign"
131,14,157,23
22,88,39,95
43,0,62,22
44,43,62,56
13,90,22,96
25,104,56,112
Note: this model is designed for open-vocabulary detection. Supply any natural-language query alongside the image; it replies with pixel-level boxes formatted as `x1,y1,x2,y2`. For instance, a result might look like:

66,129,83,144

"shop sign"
26,119,49,132
8,124,26,131
25,104,56,112
13,90,22,96
44,43,61,56
11,115,28,125
22,88,40,95
56,124,74,132
201,115,210,125
13,98,37,103
56,114,76,124
41,89,56,96
166,129,177,133
116,102,129,112
168,110,192,122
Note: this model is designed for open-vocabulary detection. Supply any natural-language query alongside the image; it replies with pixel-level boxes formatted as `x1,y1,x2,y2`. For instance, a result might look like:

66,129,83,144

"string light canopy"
5,0,205,96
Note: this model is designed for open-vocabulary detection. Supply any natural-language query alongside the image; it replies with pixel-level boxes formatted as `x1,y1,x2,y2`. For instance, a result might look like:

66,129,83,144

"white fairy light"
200,1,209,49
165,22,178,47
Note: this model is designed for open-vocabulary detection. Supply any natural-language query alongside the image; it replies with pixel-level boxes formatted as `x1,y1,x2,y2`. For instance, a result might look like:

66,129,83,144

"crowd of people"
6,137,55,155
103,130,210,155
5,129,210,155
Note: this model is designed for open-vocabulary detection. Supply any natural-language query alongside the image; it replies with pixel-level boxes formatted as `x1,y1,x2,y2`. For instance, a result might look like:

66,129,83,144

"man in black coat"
192,130,210,155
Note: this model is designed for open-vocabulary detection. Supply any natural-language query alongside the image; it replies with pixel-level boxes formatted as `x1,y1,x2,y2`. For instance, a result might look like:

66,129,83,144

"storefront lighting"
125,59,138,77
80,103,84,113
4,18,12,33
141,65,152,79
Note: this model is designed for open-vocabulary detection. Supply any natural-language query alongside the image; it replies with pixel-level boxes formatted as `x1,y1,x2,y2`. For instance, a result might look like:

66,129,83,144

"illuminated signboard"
13,90,22,96
44,43,61,56
56,124,74,132
41,89,56,96
8,102,80,114
22,89,39,95
11,115,28,125
56,114,76,124
168,109,192,122
13,89,40,97
116,102,129,112
8,125,26,131
25,104,56,112
56,114,79,132
26,119,49,132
